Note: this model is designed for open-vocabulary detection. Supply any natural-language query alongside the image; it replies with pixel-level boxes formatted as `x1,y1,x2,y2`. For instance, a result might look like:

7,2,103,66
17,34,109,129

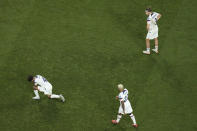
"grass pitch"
0,0,196,131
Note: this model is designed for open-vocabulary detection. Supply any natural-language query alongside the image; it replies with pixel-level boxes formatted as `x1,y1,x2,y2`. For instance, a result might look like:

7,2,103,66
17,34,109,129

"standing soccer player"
112,84,138,128
143,8,162,54
27,75,65,102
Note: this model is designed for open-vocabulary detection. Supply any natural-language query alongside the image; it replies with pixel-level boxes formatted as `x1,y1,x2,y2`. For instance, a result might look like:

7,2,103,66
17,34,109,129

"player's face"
118,88,123,92
145,11,150,15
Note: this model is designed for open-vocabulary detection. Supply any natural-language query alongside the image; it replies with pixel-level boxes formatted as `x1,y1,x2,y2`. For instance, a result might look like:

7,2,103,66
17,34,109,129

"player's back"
147,12,159,30
34,75,50,87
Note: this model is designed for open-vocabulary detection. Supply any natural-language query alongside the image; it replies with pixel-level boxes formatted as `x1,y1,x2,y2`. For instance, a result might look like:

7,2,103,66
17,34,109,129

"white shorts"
38,83,52,95
118,100,133,114
146,28,158,40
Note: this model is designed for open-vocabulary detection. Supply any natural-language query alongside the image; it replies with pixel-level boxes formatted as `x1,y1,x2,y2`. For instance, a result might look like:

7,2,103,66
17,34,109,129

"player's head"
145,8,152,15
27,75,34,82
117,84,124,92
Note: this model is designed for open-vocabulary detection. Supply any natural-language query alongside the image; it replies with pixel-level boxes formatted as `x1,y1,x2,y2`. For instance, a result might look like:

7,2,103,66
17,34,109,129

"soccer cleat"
112,120,118,124
60,94,65,102
132,124,138,128
152,49,159,53
32,96,40,100
143,50,150,55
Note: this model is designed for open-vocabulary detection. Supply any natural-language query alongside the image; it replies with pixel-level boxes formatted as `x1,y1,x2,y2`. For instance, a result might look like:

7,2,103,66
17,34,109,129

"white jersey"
34,75,51,87
147,12,159,31
118,88,133,114
118,88,129,103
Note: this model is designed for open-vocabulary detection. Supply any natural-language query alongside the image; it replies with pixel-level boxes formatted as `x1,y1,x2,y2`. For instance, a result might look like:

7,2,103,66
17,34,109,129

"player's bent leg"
59,94,65,102
49,94,65,102
44,85,65,102
143,39,151,54
32,89,40,100
50,94,60,98
128,113,138,128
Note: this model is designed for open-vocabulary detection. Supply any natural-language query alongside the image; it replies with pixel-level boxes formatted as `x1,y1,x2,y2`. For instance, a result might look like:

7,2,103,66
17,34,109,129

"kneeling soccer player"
27,75,65,102
112,84,138,128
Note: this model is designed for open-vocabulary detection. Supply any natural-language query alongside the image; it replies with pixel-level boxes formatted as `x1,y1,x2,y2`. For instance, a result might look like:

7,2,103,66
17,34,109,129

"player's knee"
118,113,122,116
33,88,38,90
33,86,39,90
47,95,51,98
129,113,134,117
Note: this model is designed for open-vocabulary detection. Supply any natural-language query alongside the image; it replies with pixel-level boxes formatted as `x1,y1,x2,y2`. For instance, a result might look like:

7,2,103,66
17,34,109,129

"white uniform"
146,12,159,40
118,88,133,114
34,75,52,95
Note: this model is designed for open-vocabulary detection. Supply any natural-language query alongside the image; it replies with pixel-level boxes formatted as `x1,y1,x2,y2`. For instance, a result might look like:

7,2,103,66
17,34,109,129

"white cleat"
152,49,159,53
32,96,40,100
60,94,65,102
143,50,150,55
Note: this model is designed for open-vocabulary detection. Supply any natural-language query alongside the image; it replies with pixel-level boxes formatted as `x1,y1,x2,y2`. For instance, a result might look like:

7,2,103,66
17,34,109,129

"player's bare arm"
121,101,125,114
147,23,150,31
157,13,162,21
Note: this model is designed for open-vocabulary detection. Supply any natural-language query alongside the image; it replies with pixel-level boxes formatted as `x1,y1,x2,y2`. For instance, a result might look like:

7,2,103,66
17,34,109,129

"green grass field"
0,0,197,130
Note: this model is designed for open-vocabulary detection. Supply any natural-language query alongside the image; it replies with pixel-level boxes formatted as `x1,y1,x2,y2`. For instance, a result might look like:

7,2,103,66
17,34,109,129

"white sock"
155,46,158,50
34,90,39,97
116,115,122,123
51,94,60,99
147,48,150,52
130,114,137,124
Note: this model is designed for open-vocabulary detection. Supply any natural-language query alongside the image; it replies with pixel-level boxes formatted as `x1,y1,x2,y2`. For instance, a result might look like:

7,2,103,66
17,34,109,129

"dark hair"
27,75,34,82
145,8,152,12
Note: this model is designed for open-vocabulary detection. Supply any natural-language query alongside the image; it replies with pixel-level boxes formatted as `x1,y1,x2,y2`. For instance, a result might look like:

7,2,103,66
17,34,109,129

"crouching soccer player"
112,84,138,128
143,8,162,54
27,75,65,102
